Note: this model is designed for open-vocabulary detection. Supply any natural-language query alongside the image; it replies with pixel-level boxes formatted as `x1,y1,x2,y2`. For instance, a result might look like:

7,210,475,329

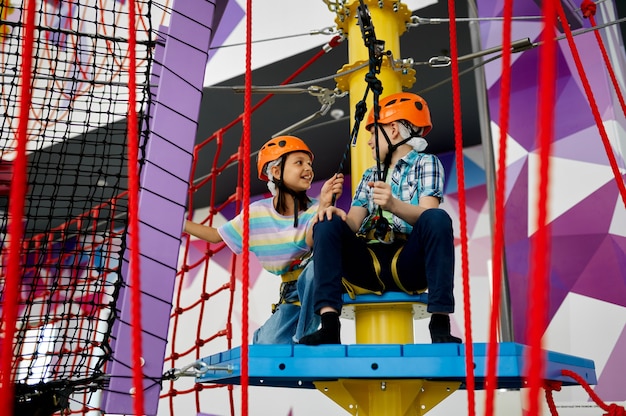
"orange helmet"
256,136,313,181
365,92,432,136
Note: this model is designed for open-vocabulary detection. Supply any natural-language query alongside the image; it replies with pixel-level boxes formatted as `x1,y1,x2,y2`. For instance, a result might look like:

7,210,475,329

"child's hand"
316,206,347,223
320,173,344,208
368,181,395,211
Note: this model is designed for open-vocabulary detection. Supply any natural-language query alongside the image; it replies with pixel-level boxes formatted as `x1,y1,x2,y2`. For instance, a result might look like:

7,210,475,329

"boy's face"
270,151,313,191
367,122,398,162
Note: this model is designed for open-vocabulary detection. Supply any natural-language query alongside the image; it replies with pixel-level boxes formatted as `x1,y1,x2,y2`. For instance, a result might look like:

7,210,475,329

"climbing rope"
543,379,562,416
446,1,476,415
542,369,626,416
576,0,626,208
241,1,252,414
0,1,36,413
485,0,514,413
126,1,146,414
527,0,558,414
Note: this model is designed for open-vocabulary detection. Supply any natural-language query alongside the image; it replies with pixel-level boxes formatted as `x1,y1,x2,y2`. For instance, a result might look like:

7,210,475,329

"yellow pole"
354,302,414,344
334,0,415,190
321,3,460,413
333,0,417,345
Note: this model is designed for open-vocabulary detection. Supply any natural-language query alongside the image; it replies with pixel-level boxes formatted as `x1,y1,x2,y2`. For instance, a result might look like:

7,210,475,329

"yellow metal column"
317,3,458,413
332,0,418,346
314,379,461,416
333,0,415,190
354,302,414,344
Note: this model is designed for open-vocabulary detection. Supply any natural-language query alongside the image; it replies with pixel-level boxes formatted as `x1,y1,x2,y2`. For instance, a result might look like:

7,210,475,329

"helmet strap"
377,121,420,180
274,160,311,228
376,125,411,183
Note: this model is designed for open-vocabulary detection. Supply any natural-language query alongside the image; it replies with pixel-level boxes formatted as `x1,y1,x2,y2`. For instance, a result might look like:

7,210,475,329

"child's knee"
420,208,452,229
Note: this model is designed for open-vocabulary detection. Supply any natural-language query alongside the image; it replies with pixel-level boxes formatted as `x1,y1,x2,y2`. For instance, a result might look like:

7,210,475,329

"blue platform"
196,343,596,390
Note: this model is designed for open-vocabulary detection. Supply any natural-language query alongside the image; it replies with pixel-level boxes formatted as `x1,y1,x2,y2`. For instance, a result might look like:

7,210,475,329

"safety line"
578,0,626,208
447,1,476,415
485,0,513,414
241,0,253,414
527,0,557,414
0,1,36,414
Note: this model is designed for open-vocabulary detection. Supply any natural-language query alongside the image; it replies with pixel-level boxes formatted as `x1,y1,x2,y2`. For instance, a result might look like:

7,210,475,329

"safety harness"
271,256,310,313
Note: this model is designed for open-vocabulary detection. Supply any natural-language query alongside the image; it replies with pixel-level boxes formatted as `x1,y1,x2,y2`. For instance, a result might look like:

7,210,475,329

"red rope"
194,35,343,148
561,369,626,415
577,0,626,209
543,380,562,416
485,0,513,413
446,1,475,415
126,0,145,414
241,0,252,414
580,0,597,18
0,1,36,413
526,0,557,413
169,34,342,414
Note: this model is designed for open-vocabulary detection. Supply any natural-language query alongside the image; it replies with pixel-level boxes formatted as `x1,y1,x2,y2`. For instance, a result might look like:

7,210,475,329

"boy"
299,92,462,345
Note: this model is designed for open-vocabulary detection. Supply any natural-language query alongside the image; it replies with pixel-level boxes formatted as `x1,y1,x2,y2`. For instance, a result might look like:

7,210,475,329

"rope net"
0,0,154,413
161,32,342,415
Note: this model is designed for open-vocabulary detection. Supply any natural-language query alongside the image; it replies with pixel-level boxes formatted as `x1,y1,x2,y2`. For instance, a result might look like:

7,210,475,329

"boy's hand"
368,181,395,211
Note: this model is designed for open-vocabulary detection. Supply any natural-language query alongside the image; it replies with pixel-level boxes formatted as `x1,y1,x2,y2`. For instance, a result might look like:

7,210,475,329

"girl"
184,135,343,344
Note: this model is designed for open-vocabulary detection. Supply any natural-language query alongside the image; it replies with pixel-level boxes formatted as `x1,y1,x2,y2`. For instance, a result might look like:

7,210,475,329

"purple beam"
102,1,226,414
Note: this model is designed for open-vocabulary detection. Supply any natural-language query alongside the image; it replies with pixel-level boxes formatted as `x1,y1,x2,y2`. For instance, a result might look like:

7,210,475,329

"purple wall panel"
102,0,224,414
143,134,194,181
140,161,189,203
139,191,185,238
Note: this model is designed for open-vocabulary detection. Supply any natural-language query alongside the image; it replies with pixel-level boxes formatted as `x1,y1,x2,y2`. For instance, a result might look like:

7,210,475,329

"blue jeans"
312,208,456,314
252,261,321,344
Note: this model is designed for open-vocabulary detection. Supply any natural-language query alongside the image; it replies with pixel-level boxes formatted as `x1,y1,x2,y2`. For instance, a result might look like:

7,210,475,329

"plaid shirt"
352,150,445,234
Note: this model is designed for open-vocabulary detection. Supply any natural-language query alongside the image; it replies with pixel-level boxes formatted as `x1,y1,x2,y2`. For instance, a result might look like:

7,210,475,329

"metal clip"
272,87,347,137
164,360,233,381
322,0,347,13
428,56,451,68
408,16,443,28
310,26,338,36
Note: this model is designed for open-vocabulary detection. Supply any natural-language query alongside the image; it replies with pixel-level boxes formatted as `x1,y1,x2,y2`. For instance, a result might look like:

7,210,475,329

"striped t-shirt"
217,197,318,276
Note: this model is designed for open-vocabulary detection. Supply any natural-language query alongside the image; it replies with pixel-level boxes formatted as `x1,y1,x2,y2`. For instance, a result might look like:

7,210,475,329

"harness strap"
281,268,303,283
390,245,427,295
342,247,386,299
359,229,409,244
272,269,304,312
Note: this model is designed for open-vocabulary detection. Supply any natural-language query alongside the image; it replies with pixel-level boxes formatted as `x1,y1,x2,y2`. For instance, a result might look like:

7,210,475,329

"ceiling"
190,0,626,210
4,0,626,232
192,0,485,208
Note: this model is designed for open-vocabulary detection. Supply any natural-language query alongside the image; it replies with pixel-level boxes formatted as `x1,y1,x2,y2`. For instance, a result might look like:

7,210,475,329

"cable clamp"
387,50,415,74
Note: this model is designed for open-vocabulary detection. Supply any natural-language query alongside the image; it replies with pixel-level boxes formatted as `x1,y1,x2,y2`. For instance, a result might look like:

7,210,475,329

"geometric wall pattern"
477,0,626,402
169,0,626,413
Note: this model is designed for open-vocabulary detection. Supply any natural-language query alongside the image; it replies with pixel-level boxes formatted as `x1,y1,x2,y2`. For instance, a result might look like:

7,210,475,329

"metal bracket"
272,87,347,137
163,360,233,381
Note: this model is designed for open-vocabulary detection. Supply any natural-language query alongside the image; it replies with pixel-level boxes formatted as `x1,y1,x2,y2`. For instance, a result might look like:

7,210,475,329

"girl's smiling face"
271,151,314,191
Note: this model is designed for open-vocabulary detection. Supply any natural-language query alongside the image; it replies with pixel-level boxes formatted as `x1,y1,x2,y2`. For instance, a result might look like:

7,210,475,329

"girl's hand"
320,173,344,208
316,206,347,222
